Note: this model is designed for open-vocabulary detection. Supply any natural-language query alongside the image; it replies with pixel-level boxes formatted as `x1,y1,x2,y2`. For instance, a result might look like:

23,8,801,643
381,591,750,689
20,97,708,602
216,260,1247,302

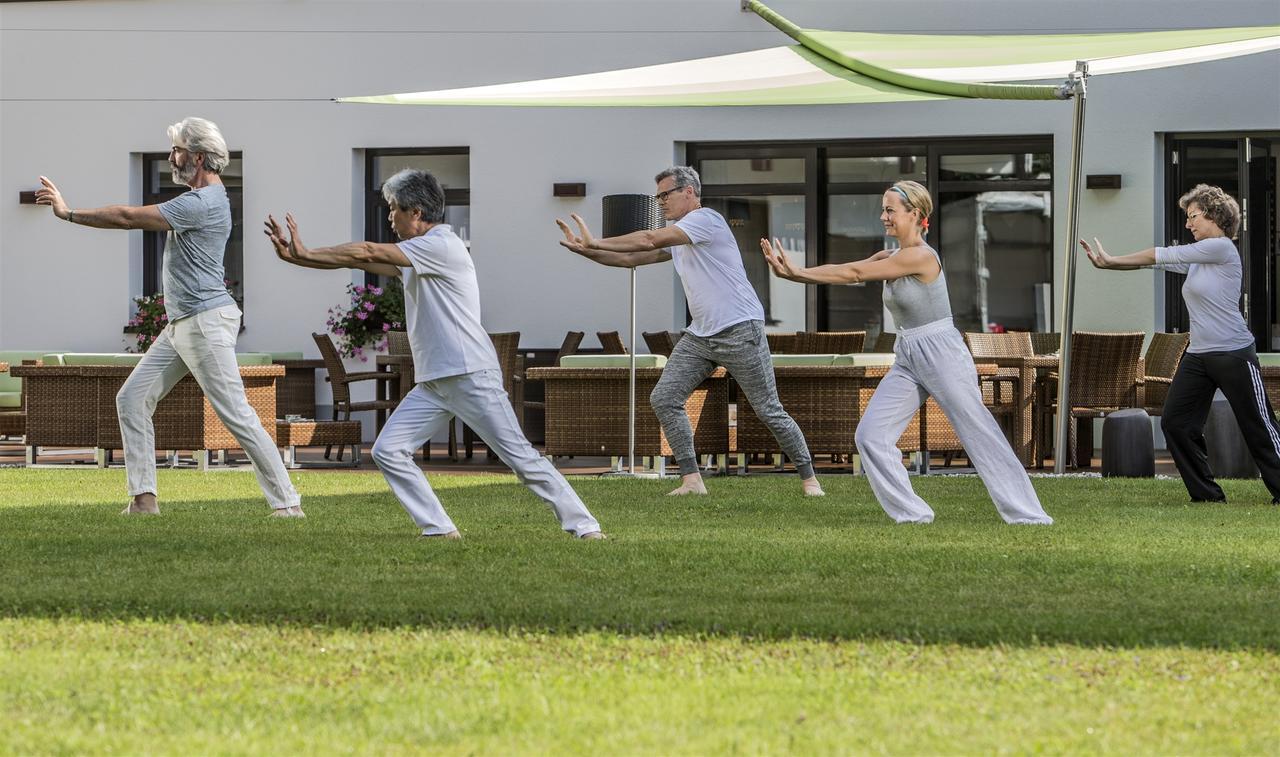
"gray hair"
167,117,230,174
654,165,702,197
382,168,446,224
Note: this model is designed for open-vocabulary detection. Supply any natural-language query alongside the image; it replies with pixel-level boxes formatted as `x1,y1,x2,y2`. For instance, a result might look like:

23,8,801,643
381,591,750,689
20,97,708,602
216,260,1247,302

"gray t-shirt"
1154,237,1254,354
156,185,236,321
396,224,500,382
671,207,765,337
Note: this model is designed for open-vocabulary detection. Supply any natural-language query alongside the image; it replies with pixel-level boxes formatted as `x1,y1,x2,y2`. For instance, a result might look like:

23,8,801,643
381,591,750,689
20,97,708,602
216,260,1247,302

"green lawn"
0,469,1277,753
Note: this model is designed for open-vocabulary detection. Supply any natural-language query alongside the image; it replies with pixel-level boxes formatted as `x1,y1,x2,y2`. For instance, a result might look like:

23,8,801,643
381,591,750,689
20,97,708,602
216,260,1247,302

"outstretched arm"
34,176,171,231
265,214,404,277
760,238,937,285
556,214,676,268
1080,238,1154,271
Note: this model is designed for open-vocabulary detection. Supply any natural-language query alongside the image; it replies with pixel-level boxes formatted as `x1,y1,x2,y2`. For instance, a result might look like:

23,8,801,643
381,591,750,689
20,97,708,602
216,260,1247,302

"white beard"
171,161,197,186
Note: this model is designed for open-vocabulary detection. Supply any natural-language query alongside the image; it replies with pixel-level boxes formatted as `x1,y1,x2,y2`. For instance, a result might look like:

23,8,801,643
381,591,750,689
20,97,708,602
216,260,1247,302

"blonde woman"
1082,184,1280,504
761,181,1052,525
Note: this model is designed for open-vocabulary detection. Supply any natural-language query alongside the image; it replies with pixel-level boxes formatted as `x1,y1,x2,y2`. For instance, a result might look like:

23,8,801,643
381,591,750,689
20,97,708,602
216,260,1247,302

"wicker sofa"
12,353,282,468
526,355,730,473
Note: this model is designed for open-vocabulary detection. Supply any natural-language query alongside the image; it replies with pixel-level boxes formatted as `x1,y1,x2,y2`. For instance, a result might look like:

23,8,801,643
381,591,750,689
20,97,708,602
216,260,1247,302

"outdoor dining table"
971,355,1059,467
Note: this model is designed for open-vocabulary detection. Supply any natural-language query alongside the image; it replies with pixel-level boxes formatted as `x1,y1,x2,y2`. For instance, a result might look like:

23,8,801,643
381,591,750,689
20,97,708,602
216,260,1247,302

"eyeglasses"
1186,211,1202,221
654,186,685,203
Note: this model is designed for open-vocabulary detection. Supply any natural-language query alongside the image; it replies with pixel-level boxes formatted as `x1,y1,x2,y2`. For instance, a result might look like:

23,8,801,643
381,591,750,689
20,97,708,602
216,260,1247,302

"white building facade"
2,1,1278,416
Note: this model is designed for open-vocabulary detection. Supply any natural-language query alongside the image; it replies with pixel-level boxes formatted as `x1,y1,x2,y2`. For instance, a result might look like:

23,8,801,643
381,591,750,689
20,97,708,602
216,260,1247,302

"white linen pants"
854,318,1053,525
116,304,301,510
371,369,601,536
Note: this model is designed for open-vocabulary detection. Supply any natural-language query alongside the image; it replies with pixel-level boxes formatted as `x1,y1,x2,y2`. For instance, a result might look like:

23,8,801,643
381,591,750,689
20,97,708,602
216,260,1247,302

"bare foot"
269,505,306,518
121,493,160,515
419,530,462,540
802,476,825,497
578,531,607,540
667,473,708,496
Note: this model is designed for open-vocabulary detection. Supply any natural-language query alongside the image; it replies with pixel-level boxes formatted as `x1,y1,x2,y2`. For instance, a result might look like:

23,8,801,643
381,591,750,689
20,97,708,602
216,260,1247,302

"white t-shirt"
396,225,500,382
1154,237,1254,353
671,207,765,337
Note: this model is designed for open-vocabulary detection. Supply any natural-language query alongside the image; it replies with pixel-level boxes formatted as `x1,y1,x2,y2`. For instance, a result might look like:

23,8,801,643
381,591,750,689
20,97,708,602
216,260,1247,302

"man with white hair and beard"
36,117,304,518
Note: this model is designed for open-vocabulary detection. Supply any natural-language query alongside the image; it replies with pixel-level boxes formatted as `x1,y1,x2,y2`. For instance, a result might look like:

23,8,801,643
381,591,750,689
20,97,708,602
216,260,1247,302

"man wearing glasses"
558,165,822,497
35,117,304,518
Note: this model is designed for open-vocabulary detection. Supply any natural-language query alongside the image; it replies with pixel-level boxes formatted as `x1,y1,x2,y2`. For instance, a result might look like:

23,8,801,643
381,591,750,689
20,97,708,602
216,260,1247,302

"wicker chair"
735,365,978,471
1036,331,1145,468
313,333,398,460
523,331,584,416
1140,332,1190,415
0,361,26,441
642,331,681,357
597,331,628,354
1030,332,1061,355
793,331,866,354
867,332,897,353
963,332,1033,444
462,331,525,459
766,333,798,354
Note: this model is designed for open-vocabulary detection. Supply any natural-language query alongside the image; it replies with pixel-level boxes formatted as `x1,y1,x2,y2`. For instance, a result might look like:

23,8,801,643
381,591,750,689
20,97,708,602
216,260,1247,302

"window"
364,148,470,287
688,137,1054,337
141,152,244,306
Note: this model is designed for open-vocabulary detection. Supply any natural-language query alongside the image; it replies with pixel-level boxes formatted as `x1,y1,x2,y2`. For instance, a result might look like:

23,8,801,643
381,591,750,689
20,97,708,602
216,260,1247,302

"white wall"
2,0,1278,358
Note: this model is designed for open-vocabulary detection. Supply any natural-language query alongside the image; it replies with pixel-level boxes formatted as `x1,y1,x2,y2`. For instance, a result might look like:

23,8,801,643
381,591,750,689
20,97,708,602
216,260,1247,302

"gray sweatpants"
650,319,814,478
854,317,1053,525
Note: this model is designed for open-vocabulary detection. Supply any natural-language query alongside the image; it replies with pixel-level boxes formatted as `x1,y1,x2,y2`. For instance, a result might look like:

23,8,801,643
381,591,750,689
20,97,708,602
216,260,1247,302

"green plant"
326,281,404,360
124,279,239,353
124,293,169,353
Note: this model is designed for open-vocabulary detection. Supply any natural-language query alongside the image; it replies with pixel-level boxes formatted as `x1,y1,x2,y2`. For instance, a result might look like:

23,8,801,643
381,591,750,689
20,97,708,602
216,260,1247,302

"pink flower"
363,302,376,312
356,311,368,320
372,287,383,296
382,323,391,332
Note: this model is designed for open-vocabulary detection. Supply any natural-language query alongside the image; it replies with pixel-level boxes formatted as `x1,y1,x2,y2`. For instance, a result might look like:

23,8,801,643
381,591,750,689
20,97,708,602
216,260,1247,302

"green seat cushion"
0,391,21,409
58,353,144,366
235,353,274,366
266,351,305,361
771,354,837,367
0,350,60,391
559,354,667,369
1256,353,1280,367
831,352,896,367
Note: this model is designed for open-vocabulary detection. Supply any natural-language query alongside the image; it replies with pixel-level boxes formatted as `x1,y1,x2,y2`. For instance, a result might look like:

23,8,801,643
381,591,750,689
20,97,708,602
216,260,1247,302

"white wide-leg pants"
854,318,1053,525
371,369,601,536
116,305,301,510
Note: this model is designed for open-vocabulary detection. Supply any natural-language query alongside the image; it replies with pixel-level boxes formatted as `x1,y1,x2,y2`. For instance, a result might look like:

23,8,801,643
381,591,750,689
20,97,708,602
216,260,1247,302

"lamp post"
601,194,663,474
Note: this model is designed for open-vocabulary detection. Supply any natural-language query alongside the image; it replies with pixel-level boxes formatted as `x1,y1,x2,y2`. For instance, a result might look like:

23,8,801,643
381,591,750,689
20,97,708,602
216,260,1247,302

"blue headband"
891,186,910,203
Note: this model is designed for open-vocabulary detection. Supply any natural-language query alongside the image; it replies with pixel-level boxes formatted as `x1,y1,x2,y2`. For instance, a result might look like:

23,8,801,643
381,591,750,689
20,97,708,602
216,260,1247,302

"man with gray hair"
266,168,604,540
557,166,822,497
36,117,304,518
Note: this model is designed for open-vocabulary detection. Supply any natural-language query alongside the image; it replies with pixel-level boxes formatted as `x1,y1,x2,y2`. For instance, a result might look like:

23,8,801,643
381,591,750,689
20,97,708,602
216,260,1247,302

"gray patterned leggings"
649,319,814,478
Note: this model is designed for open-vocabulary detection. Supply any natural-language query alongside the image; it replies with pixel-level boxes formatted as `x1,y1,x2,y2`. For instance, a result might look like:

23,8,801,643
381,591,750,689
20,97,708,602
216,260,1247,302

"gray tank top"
882,246,952,330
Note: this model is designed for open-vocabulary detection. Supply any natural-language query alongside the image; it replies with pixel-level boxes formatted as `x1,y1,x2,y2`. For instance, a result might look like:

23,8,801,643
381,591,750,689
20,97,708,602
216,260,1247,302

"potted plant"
326,281,404,361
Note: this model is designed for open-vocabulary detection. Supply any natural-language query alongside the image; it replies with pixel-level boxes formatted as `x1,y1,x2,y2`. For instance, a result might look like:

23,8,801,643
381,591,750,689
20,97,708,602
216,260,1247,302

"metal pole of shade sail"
602,194,663,475
1054,61,1089,474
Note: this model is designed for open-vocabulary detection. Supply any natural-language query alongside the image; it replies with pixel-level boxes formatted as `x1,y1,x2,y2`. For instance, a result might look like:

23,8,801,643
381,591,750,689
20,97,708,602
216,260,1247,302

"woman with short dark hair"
1082,183,1280,503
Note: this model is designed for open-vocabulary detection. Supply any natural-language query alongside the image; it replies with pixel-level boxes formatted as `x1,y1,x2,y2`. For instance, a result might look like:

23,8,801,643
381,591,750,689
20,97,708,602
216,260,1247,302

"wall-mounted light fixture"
553,183,587,198
1086,174,1122,189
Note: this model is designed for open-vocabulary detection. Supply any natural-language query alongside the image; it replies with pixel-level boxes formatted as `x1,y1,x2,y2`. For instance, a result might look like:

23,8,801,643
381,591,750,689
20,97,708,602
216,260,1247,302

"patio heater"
601,193,663,475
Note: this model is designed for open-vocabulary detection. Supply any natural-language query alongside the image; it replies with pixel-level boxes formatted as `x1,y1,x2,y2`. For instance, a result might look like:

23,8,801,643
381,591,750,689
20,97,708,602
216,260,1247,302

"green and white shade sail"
340,0,1279,107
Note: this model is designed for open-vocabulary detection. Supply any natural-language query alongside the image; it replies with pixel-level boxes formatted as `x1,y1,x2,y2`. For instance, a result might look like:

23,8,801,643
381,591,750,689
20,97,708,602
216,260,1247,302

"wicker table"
276,419,362,468
273,358,324,419
526,366,729,473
